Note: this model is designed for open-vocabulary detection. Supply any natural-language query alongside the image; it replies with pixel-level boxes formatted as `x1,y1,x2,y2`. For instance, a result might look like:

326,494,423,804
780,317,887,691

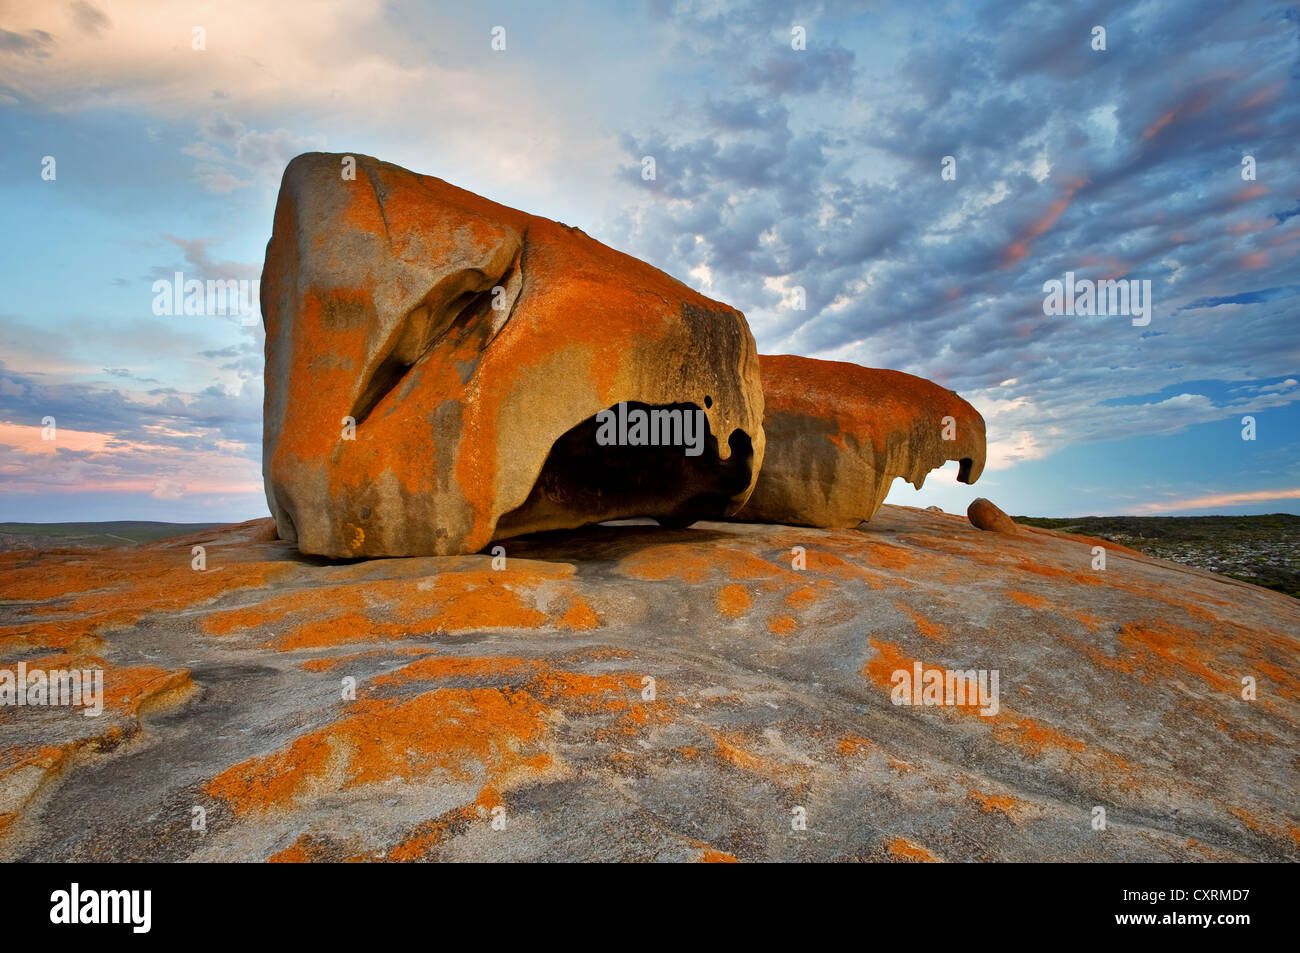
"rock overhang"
261,152,766,557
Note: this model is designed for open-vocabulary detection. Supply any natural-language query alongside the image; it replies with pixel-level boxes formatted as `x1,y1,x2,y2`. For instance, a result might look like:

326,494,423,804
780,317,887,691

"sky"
0,0,1297,524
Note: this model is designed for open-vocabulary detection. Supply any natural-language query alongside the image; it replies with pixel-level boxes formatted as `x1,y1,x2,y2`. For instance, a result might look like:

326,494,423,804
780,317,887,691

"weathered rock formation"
261,153,765,557
3,510,1296,861
969,497,1019,534
736,354,986,527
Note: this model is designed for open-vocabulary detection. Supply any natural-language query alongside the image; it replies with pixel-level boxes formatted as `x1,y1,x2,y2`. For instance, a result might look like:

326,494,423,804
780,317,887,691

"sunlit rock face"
261,153,765,557
969,497,1020,534
736,354,986,528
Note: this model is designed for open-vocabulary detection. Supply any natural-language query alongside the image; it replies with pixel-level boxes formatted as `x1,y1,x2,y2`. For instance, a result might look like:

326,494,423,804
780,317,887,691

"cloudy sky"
1,0,1297,523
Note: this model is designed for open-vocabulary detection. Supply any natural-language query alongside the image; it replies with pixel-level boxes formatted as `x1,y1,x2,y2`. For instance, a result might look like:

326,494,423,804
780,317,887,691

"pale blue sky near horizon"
0,0,1297,524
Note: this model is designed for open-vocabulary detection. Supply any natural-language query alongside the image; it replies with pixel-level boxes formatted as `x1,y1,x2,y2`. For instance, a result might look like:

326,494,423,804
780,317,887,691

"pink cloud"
1135,488,1300,514
1000,176,1087,268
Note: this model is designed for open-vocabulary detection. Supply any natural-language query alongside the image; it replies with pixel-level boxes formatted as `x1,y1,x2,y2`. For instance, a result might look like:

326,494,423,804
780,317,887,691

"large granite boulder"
261,153,765,557
737,354,986,527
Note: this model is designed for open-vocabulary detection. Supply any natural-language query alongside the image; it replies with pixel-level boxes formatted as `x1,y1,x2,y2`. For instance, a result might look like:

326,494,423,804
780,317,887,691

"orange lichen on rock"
261,153,765,558
969,790,1029,820
710,731,771,774
838,733,875,756
861,639,1096,763
857,542,917,571
784,586,821,610
766,614,798,636
862,637,916,690
619,545,795,585
525,669,643,714
736,354,986,528
1008,591,1048,609
200,568,604,651
895,602,948,642
694,846,740,863
0,653,193,718
1112,620,1240,694
206,686,554,816
0,543,289,652
716,584,752,619
991,716,1087,756
886,836,938,862
372,655,540,687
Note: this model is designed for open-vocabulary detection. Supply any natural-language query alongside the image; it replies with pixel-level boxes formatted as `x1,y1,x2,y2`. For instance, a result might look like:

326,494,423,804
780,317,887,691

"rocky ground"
1,507,1296,862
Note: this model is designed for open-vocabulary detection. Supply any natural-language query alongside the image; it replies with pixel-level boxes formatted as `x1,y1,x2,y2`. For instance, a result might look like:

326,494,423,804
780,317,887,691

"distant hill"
1015,514,1300,598
0,521,226,551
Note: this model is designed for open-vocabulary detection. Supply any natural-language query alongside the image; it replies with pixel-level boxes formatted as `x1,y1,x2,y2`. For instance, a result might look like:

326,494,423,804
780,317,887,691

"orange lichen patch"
0,653,193,718
380,787,511,863
1,548,290,648
895,534,1010,566
1,742,101,834
861,640,1097,763
1071,609,1103,631
695,848,739,863
598,698,679,741
1015,559,1104,586
1251,657,1300,701
894,602,948,642
862,637,915,689
886,836,937,862
1008,591,1048,610
0,743,87,836
838,733,874,756
767,614,797,636
200,583,368,637
372,655,540,687
710,731,771,774
1232,806,1261,832
969,790,1029,821
856,543,916,571
402,575,548,632
784,586,821,610
103,666,194,717
267,833,343,863
618,545,796,586
203,568,602,652
274,611,389,651
1112,620,1240,694
525,669,643,714
0,619,108,656
205,686,553,816
1226,808,1300,852
716,584,752,619
385,805,479,862
559,600,601,630
991,716,1087,755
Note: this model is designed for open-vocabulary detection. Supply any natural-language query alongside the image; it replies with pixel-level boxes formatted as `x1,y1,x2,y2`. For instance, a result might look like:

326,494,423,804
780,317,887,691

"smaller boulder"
968,498,1018,534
